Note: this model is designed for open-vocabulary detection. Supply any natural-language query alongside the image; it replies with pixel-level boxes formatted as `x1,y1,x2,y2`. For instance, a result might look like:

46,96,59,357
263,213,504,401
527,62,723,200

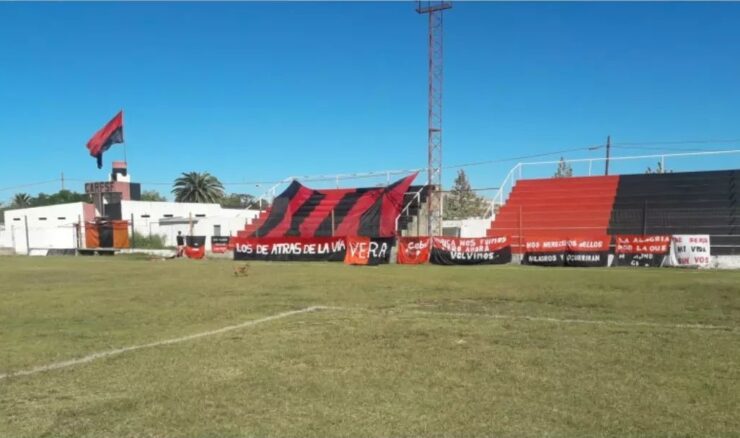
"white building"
122,200,259,247
1,203,89,254
0,162,261,254
0,200,260,254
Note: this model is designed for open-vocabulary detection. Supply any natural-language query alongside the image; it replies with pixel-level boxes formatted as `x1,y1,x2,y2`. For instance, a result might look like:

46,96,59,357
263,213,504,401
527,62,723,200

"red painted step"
486,175,620,252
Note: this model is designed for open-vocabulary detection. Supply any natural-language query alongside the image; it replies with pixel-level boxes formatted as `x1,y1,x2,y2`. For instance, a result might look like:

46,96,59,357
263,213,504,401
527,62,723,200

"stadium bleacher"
486,175,620,252
486,169,739,255
608,169,739,255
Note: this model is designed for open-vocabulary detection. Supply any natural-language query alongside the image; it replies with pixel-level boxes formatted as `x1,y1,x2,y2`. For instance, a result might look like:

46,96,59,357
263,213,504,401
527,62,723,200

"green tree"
171,172,225,203
141,190,167,202
443,170,487,220
645,161,671,174
11,193,32,208
32,189,89,206
553,157,573,178
220,193,268,210
7,190,90,211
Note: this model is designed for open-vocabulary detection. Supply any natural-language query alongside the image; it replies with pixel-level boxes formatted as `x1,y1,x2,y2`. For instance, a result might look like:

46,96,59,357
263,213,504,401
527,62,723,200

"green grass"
1,256,739,437
130,231,169,249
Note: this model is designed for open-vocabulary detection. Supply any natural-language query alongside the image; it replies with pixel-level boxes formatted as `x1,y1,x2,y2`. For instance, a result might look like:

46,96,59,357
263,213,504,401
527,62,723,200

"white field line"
0,306,334,381
408,309,740,333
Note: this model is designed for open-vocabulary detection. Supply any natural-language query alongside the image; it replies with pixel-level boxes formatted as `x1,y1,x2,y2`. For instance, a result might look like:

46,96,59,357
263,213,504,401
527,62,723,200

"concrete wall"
1,201,260,253
121,200,260,249
442,218,493,238
2,203,86,253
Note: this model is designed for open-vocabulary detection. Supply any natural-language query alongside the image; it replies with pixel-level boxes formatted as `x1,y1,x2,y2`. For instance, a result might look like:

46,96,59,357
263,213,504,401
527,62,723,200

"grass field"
1,256,739,437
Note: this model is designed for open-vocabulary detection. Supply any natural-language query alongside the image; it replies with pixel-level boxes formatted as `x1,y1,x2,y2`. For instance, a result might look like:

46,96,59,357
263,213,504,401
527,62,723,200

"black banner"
430,237,512,265
565,251,609,267
613,235,670,267
232,236,394,263
186,235,206,248
614,253,666,267
523,252,565,266
211,236,231,253
523,236,610,267
522,237,567,267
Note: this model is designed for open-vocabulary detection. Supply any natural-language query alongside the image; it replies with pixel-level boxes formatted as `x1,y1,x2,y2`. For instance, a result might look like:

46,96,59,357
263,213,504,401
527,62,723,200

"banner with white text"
397,237,431,265
523,236,610,267
522,237,567,266
232,236,394,263
565,236,611,267
232,236,347,262
344,236,394,265
211,236,231,253
614,235,670,267
667,235,711,268
430,236,511,265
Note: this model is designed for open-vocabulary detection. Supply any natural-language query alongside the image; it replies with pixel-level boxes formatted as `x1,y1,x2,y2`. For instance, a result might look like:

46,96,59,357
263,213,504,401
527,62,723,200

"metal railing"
395,187,426,236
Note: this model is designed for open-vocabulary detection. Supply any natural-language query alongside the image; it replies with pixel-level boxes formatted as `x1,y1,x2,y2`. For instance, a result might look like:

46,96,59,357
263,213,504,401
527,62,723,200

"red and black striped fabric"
86,111,124,169
252,173,417,238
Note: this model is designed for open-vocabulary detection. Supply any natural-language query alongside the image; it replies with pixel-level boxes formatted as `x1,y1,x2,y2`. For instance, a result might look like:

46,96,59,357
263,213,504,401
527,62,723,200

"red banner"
615,235,671,254
523,236,567,253
567,236,611,252
524,235,611,267
344,236,372,265
185,246,205,259
397,237,431,265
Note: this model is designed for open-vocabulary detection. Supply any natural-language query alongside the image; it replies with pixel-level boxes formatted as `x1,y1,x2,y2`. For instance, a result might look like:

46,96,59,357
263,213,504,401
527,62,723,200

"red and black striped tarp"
252,173,417,238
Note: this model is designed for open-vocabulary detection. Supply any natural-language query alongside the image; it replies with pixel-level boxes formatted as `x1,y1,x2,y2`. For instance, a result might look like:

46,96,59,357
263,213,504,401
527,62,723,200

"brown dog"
233,263,250,277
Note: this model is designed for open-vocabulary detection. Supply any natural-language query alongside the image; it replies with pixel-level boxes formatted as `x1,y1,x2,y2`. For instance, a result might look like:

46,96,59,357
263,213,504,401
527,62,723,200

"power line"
611,145,735,153
442,144,605,171
613,139,740,147
4,138,740,195
0,180,60,193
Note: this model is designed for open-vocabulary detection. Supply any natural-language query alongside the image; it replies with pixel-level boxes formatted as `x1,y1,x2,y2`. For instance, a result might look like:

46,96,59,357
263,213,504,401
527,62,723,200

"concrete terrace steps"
486,175,620,252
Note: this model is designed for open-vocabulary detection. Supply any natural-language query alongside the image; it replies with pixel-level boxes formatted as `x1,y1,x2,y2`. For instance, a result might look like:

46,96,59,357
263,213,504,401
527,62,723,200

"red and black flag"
86,111,124,169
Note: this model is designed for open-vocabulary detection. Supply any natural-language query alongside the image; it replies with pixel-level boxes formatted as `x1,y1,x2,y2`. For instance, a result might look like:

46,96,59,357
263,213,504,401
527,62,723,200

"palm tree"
171,172,225,203
12,193,32,208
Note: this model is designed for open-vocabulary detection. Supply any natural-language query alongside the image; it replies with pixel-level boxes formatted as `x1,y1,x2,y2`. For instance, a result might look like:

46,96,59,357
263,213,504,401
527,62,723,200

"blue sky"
1,1,740,202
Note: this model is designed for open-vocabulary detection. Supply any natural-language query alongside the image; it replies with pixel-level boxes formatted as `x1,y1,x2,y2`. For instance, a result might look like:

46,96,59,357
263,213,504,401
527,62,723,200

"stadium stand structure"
486,175,620,252
397,185,432,236
608,169,739,255
487,169,739,254
239,184,431,238
235,174,418,238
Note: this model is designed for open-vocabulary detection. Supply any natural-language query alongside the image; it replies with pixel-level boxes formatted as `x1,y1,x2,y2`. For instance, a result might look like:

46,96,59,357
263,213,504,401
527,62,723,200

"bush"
131,232,169,249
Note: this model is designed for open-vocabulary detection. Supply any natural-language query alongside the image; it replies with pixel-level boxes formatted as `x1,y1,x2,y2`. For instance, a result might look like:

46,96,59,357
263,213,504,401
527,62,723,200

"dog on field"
233,263,250,277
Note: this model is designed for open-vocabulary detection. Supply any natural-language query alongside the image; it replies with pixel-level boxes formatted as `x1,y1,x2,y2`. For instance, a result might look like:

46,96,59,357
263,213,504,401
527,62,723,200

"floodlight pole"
417,1,451,236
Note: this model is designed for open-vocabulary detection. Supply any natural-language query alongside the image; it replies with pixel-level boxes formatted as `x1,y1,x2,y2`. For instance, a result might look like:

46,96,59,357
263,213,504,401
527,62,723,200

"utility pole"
416,1,451,236
61,172,65,191
604,135,611,176
24,215,30,255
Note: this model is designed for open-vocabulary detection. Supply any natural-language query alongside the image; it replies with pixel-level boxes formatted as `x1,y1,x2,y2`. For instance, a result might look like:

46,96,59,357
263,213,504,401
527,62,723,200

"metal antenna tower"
416,1,451,236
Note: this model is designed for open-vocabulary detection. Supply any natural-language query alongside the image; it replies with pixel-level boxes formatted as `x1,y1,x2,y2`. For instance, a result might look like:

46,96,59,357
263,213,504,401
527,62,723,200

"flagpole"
121,108,127,165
